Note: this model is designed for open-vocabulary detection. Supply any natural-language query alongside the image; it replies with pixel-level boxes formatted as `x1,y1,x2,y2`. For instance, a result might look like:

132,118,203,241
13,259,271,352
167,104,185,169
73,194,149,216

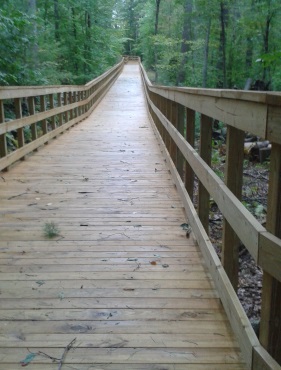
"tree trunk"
28,0,38,67
54,0,60,42
177,0,192,85
202,18,211,88
217,1,228,88
154,0,161,82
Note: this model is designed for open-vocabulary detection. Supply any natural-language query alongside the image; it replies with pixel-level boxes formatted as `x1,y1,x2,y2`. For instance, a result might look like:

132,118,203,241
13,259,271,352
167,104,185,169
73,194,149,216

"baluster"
185,108,195,200
15,98,25,160
57,93,63,127
28,97,37,147
198,114,212,233
222,125,244,290
170,101,178,166
40,96,48,138
63,92,68,123
0,100,8,170
260,143,281,364
177,103,185,179
49,94,56,130
69,92,73,121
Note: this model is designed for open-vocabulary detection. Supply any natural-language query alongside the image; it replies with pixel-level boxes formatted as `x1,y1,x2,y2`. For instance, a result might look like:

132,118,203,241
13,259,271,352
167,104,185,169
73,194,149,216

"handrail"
140,62,281,370
0,59,124,171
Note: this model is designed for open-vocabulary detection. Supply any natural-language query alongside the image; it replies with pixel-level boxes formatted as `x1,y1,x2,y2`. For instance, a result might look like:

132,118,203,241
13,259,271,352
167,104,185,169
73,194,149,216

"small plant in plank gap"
43,222,60,238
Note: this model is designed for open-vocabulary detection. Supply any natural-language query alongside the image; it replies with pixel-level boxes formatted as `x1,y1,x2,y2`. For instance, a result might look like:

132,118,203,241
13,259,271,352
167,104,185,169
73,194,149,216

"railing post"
63,92,69,123
49,94,56,130
57,93,63,126
15,98,25,159
198,114,212,233
40,95,48,138
0,100,8,169
222,125,244,290
185,108,195,200
69,92,73,121
260,143,281,364
170,101,178,166
28,97,37,145
177,104,185,179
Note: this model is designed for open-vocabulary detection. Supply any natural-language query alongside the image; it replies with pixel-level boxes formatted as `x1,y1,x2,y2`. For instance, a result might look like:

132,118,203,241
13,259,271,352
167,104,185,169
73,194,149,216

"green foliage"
0,0,124,86
43,222,60,238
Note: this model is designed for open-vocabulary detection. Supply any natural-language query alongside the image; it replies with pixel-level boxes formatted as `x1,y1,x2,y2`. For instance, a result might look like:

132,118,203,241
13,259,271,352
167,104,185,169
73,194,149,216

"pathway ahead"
0,63,246,369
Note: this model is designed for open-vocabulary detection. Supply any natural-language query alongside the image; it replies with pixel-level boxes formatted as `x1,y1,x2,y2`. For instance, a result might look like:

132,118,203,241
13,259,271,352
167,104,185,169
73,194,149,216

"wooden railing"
140,63,281,370
0,59,124,171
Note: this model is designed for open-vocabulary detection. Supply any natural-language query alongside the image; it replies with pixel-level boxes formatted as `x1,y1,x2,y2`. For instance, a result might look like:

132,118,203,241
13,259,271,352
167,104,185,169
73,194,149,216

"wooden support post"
28,97,37,147
222,125,244,290
177,104,185,179
198,114,212,234
260,143,281,365
69,92,73,120
15,98,25,159
40,96,48,137
57,93,63,126
0,100,8,170
170,101,178,166
185,108,195,200
73,92,77,119
166,100,172,154
49,94,56,130
63,92,69,123
80,92,84,114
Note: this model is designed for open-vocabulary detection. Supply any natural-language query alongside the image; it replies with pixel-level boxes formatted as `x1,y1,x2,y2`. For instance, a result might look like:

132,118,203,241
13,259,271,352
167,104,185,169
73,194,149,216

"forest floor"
207,152,269,332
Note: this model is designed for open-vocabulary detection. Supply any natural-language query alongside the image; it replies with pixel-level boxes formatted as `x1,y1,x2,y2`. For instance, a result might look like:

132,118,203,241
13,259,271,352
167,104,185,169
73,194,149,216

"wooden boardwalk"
0,63,246,369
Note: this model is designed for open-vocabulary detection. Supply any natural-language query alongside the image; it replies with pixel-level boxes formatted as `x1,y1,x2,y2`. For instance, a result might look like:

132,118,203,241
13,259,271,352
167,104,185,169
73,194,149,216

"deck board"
0,63,246,369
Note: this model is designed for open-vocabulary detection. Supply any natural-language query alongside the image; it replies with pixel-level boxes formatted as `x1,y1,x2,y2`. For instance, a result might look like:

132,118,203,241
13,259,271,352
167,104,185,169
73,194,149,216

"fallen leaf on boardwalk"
20,353,36,366
123,288,135,291
58,292,65,300
127,258,138,261
150,261,157,265
162,264,169,268
36,280,45,286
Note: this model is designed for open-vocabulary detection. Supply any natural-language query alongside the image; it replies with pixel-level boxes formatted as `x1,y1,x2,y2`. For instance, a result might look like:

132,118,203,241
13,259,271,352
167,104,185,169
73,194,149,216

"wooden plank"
198,114,212,233
267,105,281,144
0,347,244,364
0,365,246,370
259,232,281,282
150,85,268,138
40,95,48,136
222,125,244,290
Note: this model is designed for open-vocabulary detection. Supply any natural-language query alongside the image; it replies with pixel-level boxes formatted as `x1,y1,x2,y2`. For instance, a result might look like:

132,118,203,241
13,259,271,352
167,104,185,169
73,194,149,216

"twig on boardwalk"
57,338,76,370
26,338,76,368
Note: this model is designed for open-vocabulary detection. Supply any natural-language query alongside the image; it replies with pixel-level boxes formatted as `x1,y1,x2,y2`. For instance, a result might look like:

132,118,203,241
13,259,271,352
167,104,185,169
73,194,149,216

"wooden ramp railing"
140,61,281,370
0,60,124,171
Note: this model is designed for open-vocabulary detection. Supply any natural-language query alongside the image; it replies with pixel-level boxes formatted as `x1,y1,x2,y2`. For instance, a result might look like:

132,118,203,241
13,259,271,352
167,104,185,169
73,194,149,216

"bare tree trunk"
202,18,211,88
54,0,60,42
177,0,192,85
217,1,228,88
154,0,161,82
28,0,38,67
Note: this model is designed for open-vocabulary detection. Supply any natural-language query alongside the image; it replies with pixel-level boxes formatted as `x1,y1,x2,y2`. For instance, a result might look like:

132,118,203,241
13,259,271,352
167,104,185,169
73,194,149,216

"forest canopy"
1,0,281,90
